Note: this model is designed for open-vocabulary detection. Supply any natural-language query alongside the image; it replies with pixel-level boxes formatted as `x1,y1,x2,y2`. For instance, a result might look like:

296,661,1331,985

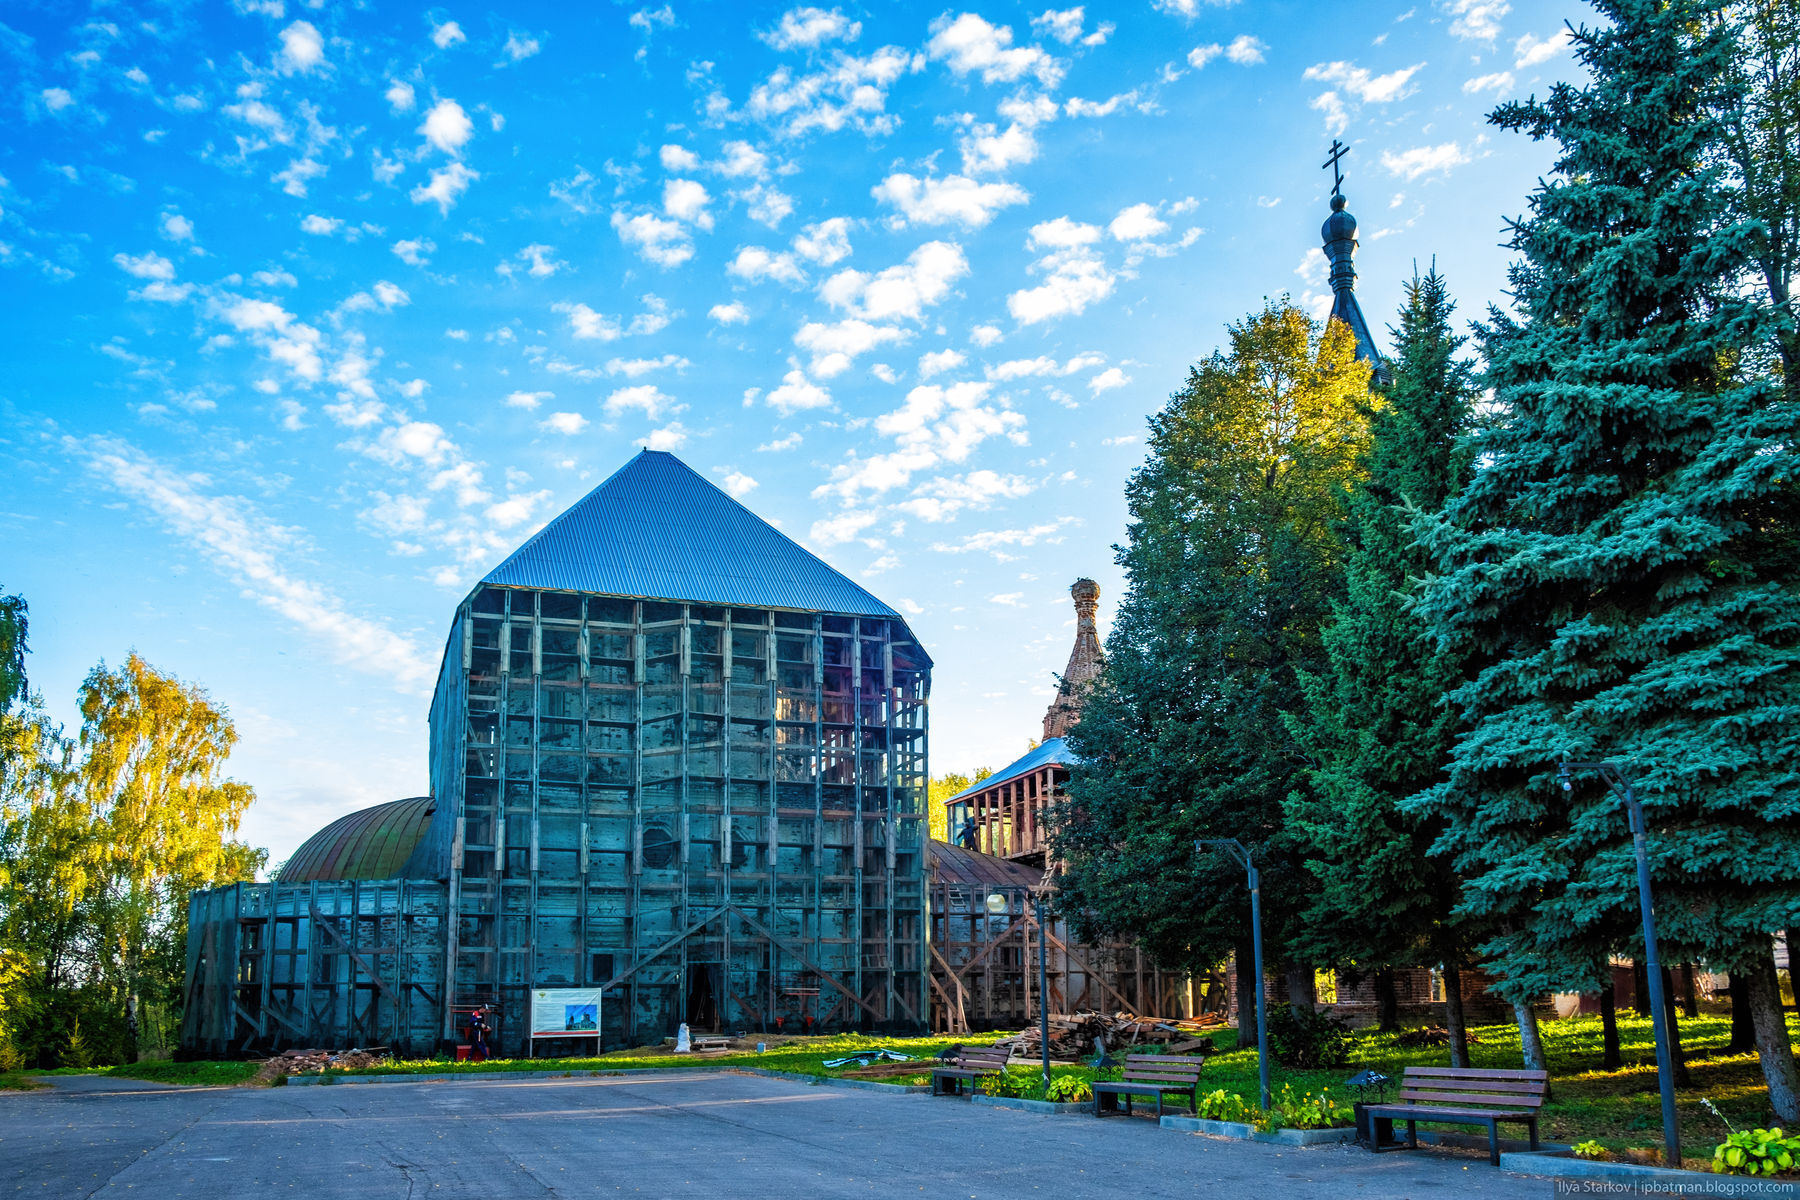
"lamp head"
1559,763,1573,793
985,892,1009,915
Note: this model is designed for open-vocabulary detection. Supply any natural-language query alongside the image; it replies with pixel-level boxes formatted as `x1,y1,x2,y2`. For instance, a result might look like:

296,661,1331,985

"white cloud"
555,301,623,341
795,318,909,377
793,217,853,266
758,432,803,451
607,354,689,377
506,390,552,409
710,301,750,324
251,268,298,288
432,20,466,48
721,470,758,498
79,437,436,693
872,173,1028,229
630,5,676,33
638,423,688,451
736,183,794,228
41,87,75,113
820,240,969,322
959,121,1040,175
277,21,324,73
1514,28,1570,67
743,46,915,138
985,351,1104,380
1445,0,1509,41
604,384,680,419
728,245,805,285
918,348,966,378
114,251,175,280
420,98,474,155
1032,7,1085,43
716,140,770,179
1007,218,1116,325
1087,366,1130,394
899,468,1035,521
813,380,1028,503
760,7,861,50
159,212,194,242
386,80,416,113
1187,43,1222,68
410,162,478,212
810,509,879,546
930,517,1075,557
660,144,701,171
1225,35,1267,64
927,12,1061,87
540,411,588,434
989,592,1025,607
1463,71,1514,94
1381,142,1471,180
1304,60,1425,104
502,33,541,62
300,213,342,235
767,368,833,414
662,178,714,228
970,324,1003,347
1108,203,1169,242
611,210,692,267
392,237,435,265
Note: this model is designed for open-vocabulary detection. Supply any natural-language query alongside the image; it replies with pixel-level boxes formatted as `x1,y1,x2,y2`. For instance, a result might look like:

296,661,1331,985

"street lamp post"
1197,838,1271,1111
1560,760,1679,1169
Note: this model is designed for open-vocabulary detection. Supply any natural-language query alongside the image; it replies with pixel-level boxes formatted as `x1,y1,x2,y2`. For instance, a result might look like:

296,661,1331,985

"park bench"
1092,1053,1206,1119
1363,1066,1547,1166
930,1044,1013,1097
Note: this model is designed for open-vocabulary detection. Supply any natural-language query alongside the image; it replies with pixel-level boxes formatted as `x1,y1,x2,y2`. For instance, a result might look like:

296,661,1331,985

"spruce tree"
1410,0,1800,1115
1048,301,1370,1035
1284,269,1480,1057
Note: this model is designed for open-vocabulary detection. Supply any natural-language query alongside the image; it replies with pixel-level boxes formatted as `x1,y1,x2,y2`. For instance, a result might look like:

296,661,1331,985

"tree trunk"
1374,968,1400,1032
1660,966,1691,1088
1443,964,1469,1069
1599,979,1622,1071
1729,971,1757,1052
1234,946,1259,1050
1285,962,1314,1018
1744,949,1800,1123
1680,963,1698,1018
1632,959,1652,1016
1515,1000,1547,1072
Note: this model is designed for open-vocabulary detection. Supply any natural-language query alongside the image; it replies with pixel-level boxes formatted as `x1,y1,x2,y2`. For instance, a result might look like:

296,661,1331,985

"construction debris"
994,1012,1224,1061
822,1048,916,1069
1393,1026,1483,1048
253,1047,389,1083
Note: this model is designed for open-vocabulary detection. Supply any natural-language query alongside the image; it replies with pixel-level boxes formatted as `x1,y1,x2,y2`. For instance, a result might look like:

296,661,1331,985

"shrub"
978,1068,1035,1099
1714,1129,1800,1176
1195,1088,1258,1124
1572,1140,1608,1160
1045,1075,1092,1103
1275,1083,1354,1130
1265,1006,1350,1069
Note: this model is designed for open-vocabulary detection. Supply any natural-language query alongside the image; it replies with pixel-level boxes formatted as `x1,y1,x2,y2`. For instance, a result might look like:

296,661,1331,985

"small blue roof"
945,737,1081,805
481,450,903,620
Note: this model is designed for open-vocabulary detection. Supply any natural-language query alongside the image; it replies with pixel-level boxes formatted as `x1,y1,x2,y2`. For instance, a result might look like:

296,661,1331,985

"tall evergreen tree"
1048,301,1370,1039
1284,269,1480,1056
1410,0,1800,1115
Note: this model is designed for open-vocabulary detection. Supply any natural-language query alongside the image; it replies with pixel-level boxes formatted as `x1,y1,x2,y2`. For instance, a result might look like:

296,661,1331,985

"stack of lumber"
996,1011,1224,1060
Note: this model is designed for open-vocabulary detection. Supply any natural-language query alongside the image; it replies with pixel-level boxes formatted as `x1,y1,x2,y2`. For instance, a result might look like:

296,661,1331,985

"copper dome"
278,796,435,883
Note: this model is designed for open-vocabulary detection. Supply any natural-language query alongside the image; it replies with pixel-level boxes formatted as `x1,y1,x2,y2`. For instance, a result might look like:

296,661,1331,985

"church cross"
1322,138,1349,196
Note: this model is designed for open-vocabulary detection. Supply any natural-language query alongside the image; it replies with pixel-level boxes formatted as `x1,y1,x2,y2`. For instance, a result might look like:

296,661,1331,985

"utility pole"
1197,838,1271,1111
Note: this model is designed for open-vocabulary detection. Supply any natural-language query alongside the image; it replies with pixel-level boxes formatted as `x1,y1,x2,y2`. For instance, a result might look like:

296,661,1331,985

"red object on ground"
455,1045,472,1063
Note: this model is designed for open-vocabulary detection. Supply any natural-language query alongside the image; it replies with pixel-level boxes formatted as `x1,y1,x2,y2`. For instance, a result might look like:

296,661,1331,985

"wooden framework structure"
925,841,1190,1032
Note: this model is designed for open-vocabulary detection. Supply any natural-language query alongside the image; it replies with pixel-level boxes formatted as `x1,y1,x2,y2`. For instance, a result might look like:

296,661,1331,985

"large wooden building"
182,451,932,1058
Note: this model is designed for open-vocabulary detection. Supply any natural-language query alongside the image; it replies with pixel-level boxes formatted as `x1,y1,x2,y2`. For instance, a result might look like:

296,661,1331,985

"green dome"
279,796,434,883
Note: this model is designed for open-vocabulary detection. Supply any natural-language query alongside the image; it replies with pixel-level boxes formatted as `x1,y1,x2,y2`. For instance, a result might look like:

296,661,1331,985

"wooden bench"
1363,1066,1547,1166
1092,1054,1206,1119
930,1044,1012,1097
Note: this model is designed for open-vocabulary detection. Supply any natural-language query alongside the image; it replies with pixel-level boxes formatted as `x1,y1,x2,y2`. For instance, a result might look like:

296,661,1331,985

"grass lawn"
22,1010,1797,1170
27,1060,263,1087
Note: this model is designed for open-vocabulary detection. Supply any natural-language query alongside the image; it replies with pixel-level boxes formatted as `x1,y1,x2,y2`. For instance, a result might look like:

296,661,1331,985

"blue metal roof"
481,450,904,619
945,737,1081,805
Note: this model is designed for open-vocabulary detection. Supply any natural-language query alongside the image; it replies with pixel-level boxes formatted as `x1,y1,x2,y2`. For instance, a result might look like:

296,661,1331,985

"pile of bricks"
253,1047,388,1082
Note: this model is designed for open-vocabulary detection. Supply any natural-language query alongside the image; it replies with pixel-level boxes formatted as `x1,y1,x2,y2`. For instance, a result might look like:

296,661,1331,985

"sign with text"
530,987,603,1039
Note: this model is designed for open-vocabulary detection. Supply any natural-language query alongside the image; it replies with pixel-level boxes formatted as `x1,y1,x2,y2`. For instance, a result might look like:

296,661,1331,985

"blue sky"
1,0,1579,863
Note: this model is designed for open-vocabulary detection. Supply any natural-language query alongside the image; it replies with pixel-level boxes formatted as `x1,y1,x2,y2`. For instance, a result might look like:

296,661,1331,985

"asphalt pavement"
1,1070,1563,1198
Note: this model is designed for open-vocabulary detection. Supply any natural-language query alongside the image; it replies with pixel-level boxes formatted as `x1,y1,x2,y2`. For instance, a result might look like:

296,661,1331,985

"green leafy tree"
1284,269,1481,1057
79,655,264,1058
928,767,992,842
1048,301,1371,1042
1410,0,1800,1111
